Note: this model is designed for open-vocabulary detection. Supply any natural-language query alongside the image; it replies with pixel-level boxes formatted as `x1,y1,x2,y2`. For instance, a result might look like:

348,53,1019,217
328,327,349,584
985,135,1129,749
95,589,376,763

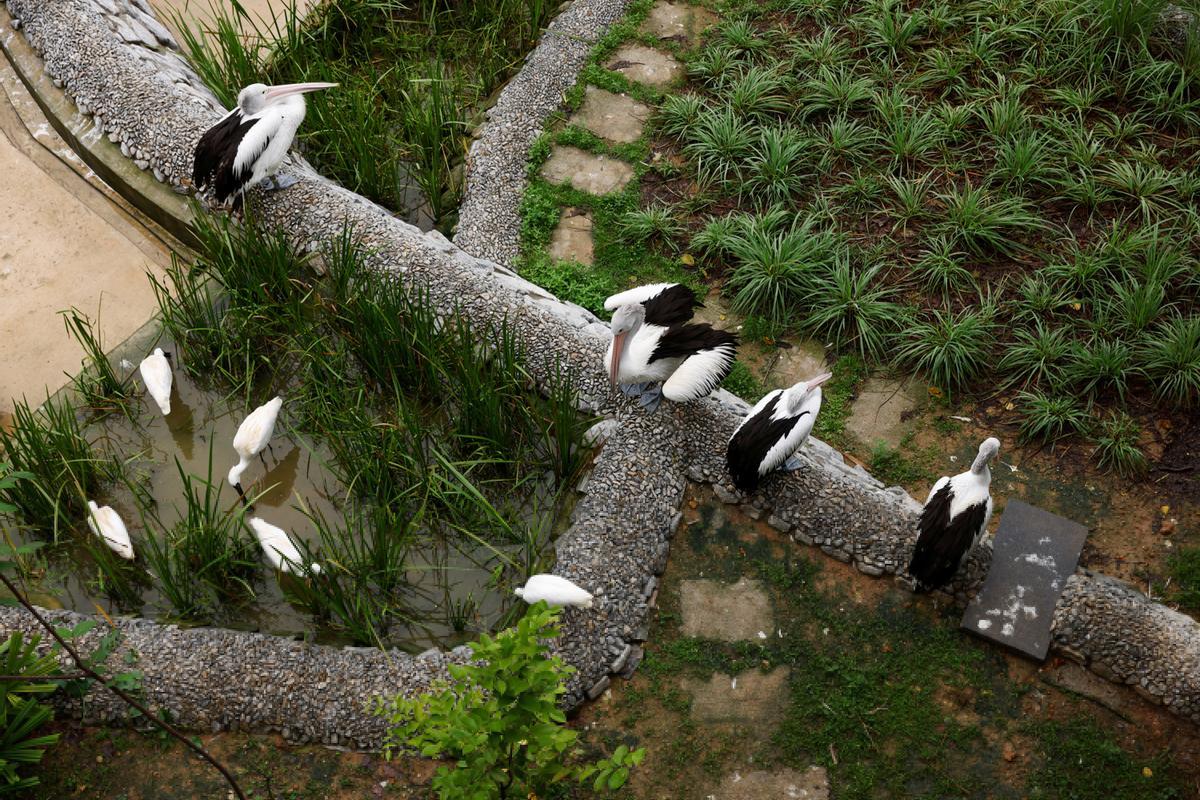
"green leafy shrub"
1091,412,1148,477
0,633,61,793
377,604,644,798
895,307,995,396
1016,391,1092,443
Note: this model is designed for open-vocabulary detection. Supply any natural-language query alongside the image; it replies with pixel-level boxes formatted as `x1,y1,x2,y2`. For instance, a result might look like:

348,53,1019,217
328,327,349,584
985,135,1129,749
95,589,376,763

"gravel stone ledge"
4,0,1200,744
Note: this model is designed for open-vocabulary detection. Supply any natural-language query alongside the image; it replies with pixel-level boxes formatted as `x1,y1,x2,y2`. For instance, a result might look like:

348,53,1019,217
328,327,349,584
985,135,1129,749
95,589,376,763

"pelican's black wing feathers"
650,323,738,362
908,482,988,592
193,110,251,194
726,393,808,491
643,284,701,327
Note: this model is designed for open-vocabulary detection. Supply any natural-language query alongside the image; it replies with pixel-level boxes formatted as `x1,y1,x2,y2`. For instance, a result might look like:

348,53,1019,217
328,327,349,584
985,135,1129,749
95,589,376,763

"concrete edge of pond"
3,0,1199,745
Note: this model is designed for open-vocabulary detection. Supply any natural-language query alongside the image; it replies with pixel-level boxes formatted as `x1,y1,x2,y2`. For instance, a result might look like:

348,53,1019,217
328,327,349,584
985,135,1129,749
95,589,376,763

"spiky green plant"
1141,315,1200,407
1067,338,1137,400
1016,391,1092,443
936,184,1046,257
998,321,1073,389
896,307,995,395
912,236,976,301
803,259,901,360
618,207,685,244
1091,411,1148,477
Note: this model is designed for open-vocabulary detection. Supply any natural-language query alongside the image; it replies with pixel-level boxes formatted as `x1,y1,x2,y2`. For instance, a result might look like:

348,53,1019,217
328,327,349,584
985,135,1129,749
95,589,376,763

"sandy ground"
149,0,315,44
0,57,172,425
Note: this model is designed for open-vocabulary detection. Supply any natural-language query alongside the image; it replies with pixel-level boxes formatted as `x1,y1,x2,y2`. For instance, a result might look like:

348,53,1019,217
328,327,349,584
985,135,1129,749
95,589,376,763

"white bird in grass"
192,81,337,211
907,437,1001,592
138,348,173,416
86,501,134,560
514,574,594,609
228,396,283,506
248,517,320,576
605,283,738,413
726,372,832,491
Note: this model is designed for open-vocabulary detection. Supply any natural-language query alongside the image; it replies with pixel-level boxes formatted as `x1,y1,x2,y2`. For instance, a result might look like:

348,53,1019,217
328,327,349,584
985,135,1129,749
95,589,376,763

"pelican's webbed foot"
782,454,804,471
269,174,300,190
619,382,650,398
637,383,664,413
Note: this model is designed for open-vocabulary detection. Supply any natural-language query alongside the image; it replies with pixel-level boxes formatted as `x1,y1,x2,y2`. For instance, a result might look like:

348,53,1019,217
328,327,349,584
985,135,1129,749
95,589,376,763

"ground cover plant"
177,0,556,225
524,0,1200,455
0,213,589,649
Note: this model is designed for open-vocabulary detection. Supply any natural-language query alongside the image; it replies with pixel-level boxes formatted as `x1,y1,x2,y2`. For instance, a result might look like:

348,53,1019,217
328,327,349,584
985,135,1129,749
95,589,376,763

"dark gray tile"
961,499,1087,660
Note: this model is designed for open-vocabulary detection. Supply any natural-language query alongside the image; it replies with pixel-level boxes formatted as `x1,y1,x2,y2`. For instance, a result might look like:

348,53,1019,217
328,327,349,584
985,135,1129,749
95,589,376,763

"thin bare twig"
0,572,247,800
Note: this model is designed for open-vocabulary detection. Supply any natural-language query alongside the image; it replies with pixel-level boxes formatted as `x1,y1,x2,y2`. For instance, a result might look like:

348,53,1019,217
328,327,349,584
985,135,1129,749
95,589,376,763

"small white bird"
138,348,173,416
228,396,283,505
86,501,135,560
514,574,594,609
907,437,1001,592
248,517,320,575
726,372,832,491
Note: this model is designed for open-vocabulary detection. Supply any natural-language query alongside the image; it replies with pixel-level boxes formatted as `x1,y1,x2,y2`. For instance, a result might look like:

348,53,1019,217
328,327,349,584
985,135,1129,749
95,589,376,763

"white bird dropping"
86,501,134,560
228,396,283,505
139,348,173,416
248,517,319,575
513,574,594,609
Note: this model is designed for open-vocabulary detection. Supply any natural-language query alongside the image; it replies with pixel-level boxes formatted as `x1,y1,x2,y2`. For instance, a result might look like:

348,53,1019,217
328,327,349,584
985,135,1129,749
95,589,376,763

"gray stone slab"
639,1,719,43
680,577,773,641
683,668,790,725
604,44,684,88
548,207,594,264
538,145,634,194
568,86,651,144
962,500,1087,660
714,766,829,800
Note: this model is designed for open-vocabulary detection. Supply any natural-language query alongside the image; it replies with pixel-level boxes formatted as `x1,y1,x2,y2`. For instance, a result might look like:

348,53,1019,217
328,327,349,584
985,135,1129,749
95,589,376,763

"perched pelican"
248,517,320,575
726,372,832,491
86,501,134,560
228,396,283,505
514,574,594,609
192,81,337,209
605,283,738,412
907,437,1001,592
138,348,173,416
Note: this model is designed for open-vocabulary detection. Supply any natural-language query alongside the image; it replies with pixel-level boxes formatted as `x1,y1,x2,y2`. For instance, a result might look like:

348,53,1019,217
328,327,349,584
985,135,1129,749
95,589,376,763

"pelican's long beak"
806,372,834,391
609,332,628,387
264,82,338,102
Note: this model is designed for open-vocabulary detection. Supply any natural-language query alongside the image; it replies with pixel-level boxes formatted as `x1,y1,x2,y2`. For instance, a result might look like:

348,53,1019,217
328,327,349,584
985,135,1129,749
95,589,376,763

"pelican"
514,574,594,609
86,501,134,560
138,348,172,416
907,437,1001,592
605,283,738,412
228,396,283,506
192,81,337,209
248,517,320,575
726,372,832,491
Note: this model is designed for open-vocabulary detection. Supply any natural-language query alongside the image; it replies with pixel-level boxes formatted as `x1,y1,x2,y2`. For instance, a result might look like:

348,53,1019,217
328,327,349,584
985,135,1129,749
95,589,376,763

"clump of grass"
998,320,1072,389
721,361,766,402
619,206,684,243
1141,314,1200,408
724,213,845,322
936,183,1046,257
895,307,995,396
1167,546,1200,614
1016,390,1092,443
60,308,130,414
1067,338,1137,400
803,259,901,360
868,437,931,486
911,236,976,302
1026,717,1183,799
1090,412,1148,477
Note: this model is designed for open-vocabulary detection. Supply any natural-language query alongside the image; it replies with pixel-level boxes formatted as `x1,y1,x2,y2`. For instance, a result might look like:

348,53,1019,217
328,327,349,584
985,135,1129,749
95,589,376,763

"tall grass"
60,309,130,414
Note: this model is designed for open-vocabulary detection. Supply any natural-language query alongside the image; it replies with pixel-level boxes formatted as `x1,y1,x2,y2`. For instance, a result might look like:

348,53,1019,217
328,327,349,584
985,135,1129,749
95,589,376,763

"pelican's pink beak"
264,82,338,102
806,372,833,391
609,332,628,387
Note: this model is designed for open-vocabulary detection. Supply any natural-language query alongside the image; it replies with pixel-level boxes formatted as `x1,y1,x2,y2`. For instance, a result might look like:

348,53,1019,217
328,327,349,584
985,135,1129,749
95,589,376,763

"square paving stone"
568,86,651,144
680,577,773,641
683,668,790,725
548,208,594,265
639,1,719,43
538,146,634,195
715,766,829,800
961,499,1087,660
604,44,684,88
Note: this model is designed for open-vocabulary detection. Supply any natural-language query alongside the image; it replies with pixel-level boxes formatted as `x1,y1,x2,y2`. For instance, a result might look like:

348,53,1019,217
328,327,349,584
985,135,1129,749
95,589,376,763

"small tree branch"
0,671,89,682
0,572,247,800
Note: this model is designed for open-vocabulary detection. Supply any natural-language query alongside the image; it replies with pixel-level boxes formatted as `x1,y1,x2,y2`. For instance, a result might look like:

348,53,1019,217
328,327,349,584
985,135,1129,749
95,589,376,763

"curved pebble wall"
2,0,1199,743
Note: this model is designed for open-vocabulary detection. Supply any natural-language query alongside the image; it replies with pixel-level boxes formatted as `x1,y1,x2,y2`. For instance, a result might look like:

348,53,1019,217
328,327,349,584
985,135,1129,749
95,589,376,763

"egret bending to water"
248,517,320,576
138,348,172,416
86,501,134,560
192,81,337,210
726,372,832,491
228,396,283,506
907,437,1001,592
605,283,738,413
514,574,594,609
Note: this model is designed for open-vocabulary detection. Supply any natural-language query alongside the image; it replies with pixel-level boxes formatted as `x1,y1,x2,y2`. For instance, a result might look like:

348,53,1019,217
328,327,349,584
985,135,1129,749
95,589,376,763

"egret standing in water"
605,283,738,412
907,437,1001,592
514,574,594,609
86,501,134,560
228,396,283,506
726,372,832,491
138,348,173,416
192,81,337,210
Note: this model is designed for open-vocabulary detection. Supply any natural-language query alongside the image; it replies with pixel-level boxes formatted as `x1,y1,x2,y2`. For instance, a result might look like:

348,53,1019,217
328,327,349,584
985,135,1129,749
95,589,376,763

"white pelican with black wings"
726,372,831,491
907,437,1001,592
193,81,336,210
605,283,738,412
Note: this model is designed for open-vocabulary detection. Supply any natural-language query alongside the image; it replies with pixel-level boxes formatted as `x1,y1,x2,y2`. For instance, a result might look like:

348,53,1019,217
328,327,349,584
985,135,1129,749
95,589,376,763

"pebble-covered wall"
2,0,1199,745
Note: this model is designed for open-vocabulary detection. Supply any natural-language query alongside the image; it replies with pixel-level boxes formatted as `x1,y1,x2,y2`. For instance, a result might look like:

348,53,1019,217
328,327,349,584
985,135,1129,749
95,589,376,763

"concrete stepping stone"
568,86,651,144
639,1,719,43
539,146,634,195
680,577,773,641
548,208,594,265
683,668,790,725
604,44,684,88
962,499,1086,660
844,377,921,448
714,766,830,800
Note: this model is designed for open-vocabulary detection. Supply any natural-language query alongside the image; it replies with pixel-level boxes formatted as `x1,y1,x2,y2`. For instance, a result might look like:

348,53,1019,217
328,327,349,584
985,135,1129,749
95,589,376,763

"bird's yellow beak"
264,82,338,102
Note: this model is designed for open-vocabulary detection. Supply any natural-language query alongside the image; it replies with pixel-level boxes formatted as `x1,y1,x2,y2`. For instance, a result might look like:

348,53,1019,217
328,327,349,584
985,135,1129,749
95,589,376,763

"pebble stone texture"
4,0,1200,742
